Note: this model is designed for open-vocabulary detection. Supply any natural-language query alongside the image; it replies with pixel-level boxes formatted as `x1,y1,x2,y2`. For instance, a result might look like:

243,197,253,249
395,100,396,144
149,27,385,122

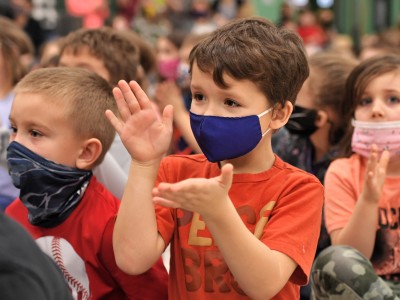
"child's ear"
315,110,329,128
76,138,102,170
270,101,293,130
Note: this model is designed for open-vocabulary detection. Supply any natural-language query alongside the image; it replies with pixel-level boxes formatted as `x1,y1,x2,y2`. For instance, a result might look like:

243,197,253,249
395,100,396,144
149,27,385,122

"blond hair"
14,67,117,166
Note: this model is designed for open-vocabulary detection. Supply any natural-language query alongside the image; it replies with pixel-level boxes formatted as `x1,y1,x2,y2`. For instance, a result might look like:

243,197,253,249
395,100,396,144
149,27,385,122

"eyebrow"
382,88,400,93
190,83,200,89
8,116,49,130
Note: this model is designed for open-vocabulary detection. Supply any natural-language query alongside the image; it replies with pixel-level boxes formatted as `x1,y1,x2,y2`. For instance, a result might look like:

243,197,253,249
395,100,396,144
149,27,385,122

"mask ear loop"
258,107,274,137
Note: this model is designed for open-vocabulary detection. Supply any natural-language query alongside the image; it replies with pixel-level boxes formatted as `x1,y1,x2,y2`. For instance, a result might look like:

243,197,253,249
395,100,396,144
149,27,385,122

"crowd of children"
1,2,400,300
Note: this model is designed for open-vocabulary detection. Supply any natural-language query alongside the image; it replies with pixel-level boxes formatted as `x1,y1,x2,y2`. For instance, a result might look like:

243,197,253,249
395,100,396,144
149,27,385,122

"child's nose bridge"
203,101,221,116
371,98,385,117
9,130,20,143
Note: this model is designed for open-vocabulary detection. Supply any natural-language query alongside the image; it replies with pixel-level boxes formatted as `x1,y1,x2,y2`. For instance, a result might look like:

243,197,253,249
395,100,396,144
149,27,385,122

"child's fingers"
153,184,182,208
155,182,174,197
117,80,141,114
112,87,133,121
128,81,153,110
366,151,378,171
378,150,390,176
220,163,234,189
366,144,379,172
105,110,123,134
153,197,180,209
162,105,174,132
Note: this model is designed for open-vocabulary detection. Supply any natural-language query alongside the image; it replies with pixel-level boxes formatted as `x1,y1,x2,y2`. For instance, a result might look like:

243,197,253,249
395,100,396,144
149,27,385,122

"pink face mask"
351,119,400,157
157,58,180,81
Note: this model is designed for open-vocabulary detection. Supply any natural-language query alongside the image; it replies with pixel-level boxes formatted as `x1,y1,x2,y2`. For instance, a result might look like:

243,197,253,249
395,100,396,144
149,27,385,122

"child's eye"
358,97,372,106
193,93,205,102
224,99,240,107
30,130,42,138
9,126,17,134
387,96,400,104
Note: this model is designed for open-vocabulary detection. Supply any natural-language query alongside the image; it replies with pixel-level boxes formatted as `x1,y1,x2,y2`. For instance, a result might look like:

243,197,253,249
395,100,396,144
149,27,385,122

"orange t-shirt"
324,154,400,275
156,154,324,299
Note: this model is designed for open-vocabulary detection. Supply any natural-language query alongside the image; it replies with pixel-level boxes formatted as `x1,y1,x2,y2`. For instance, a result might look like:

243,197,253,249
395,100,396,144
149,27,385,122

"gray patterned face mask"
7,141,92,227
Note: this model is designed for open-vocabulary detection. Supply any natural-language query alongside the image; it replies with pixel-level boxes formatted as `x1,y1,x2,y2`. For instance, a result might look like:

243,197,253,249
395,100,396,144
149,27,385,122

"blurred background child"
272,51,359,299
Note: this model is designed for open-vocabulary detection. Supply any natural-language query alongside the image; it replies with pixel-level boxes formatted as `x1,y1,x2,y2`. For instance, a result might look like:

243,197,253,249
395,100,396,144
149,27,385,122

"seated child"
312,54,400,298
271,50,358,299
107,17,324,299
5,67,168,299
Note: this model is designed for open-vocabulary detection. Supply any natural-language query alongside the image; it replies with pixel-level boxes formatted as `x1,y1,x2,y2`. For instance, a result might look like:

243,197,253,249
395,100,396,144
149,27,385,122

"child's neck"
310,127,330,162
222,147,275,174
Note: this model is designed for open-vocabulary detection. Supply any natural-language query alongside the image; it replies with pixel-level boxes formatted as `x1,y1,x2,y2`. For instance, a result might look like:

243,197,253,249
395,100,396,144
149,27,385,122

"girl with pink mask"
155,32,184,82
312,54,400,299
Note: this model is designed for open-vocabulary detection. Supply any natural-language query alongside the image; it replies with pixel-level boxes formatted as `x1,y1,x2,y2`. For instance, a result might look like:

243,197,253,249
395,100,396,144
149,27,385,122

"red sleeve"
99,217,168,299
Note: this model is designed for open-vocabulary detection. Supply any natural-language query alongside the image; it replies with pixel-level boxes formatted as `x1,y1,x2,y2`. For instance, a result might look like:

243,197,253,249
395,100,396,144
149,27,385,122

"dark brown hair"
189,17,309,107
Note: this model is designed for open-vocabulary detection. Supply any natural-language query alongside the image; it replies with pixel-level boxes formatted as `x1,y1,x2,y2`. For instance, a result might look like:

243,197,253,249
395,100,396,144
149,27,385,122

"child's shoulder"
85,176,121,208
274,155,321,184
327,153,363,174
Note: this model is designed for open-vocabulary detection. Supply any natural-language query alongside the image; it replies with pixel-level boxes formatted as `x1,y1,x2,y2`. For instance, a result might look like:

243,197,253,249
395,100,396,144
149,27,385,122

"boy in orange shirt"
108,17,324,299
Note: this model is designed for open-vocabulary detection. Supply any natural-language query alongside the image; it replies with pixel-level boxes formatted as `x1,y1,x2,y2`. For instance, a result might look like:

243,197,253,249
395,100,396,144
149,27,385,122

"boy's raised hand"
152,163,234,218
106,80,173,163
361,144,390,203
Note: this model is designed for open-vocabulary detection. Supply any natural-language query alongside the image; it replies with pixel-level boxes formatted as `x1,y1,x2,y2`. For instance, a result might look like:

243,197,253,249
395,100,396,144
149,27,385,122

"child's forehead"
14,92,68,112
363,70,400,89
191,62,243,85
10,92,70,126
191,64,270,103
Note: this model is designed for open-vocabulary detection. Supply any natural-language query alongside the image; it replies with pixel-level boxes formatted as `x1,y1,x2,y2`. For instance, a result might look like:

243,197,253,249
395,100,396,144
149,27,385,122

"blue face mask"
7,141,92,227
190,107,273,162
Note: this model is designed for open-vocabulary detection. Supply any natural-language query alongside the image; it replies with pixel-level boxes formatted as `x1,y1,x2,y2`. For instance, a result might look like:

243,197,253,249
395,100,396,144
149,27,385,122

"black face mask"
285,105,318,136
